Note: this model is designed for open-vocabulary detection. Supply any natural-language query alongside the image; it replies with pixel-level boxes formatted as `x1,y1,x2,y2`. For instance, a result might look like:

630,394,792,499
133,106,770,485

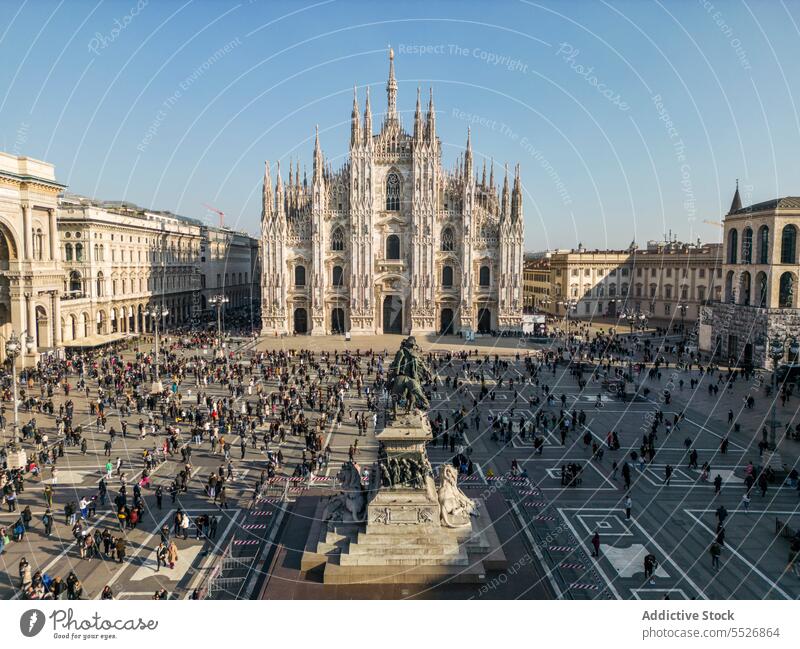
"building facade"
260,51,524,336
523,252,552,313
0,153,65,363
0,150,261,362
544,240,722,326
707,185,800,367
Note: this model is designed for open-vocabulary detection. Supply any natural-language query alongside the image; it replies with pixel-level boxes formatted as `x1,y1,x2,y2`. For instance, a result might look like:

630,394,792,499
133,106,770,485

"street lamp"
144,305,169,394
208,294,229,361
5,331,34,448
768,337,793,451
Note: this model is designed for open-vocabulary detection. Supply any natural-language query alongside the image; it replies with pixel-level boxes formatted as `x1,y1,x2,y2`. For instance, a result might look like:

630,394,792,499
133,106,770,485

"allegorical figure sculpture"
437,464,479,528
387,335,432,412
322,462,366,524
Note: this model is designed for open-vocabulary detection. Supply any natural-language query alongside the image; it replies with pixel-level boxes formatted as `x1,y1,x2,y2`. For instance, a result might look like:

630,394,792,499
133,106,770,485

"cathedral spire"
351,85,360,147
313,124,324,183
511,163,523,222
275,161,285,220
363,86,372,144
489,158,495,192
262,160,273,222
295,159,301,191
464,127,473,181
386,46,397,121
481,159,487,187
414,86,423,140
426,87,436,142
501,163,510,218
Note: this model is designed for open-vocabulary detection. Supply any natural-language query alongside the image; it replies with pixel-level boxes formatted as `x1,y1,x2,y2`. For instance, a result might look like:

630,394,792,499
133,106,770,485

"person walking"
624,494,632,520
167,540,178,569
644,553,658,585
741,491,750,514
591,531,601,558
664,464,673,486
154,542,167,572
710,540,721,570
713,474,723,496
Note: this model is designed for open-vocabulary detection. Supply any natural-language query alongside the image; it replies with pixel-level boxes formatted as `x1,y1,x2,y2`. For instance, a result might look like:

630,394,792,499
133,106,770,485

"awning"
63,332,137,349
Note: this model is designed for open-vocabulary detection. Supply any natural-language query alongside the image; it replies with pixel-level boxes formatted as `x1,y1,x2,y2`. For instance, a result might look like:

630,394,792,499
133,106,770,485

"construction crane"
203,203,225,228
702,219,723,228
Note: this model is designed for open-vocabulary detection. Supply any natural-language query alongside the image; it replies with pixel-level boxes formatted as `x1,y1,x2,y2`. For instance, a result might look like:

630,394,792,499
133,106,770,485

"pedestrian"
644,553,658,585
713,474,722,496
42,509,53,537
624,494,632,520
591,531,601,558
155,542,167,572
710,541,721,570
167,540,178,569
664,464,673,486
741,492,750,513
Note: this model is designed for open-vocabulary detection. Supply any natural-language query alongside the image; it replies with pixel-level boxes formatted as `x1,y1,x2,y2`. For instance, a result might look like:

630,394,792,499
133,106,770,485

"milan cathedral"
260,50,524,336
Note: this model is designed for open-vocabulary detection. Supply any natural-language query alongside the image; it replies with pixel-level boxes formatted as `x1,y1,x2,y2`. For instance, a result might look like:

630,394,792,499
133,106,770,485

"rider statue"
387,336,432,412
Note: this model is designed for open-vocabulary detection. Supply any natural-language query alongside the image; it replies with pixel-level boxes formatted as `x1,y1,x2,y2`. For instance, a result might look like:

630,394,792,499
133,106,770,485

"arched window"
441,228,454,252
332,265,343,287
75,243,83,262
780,272,795,308
386,234,400,260
725,271,734,303
781,225,797,264
739,271,751,306
727,229,738,264
756,272,768,308
69,271,81,294
442,265,454,287
65,243,73,262
385,172,400,211
331,227,344,251
742,227,753,264
758,225,770,264
294,265,306,286
96,271,104,297
479,265,490,287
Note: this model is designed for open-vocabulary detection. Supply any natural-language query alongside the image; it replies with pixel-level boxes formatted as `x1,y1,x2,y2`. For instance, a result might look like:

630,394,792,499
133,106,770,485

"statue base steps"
301,498,506,584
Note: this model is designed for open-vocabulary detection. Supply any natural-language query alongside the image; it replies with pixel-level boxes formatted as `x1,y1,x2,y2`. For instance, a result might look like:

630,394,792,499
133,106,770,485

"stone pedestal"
301,412,506,585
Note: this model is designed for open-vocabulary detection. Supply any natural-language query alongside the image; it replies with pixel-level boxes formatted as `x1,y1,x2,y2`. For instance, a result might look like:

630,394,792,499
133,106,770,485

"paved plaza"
3,327,800,600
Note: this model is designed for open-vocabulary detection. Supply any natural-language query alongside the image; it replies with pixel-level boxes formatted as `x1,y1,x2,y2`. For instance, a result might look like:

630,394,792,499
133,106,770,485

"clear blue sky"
1,0,798,250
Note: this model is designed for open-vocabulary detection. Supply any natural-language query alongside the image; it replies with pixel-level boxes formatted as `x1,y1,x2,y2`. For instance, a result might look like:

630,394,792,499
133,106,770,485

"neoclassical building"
0,150,260,363
0,153,64,363
260,51,524,336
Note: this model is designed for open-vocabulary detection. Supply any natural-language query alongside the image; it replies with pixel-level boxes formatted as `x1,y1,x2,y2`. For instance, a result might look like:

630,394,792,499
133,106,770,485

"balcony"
376,258,406,273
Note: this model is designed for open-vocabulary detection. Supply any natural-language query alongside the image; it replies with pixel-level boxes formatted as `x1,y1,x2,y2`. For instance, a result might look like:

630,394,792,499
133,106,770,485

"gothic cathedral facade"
260,51,524,336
